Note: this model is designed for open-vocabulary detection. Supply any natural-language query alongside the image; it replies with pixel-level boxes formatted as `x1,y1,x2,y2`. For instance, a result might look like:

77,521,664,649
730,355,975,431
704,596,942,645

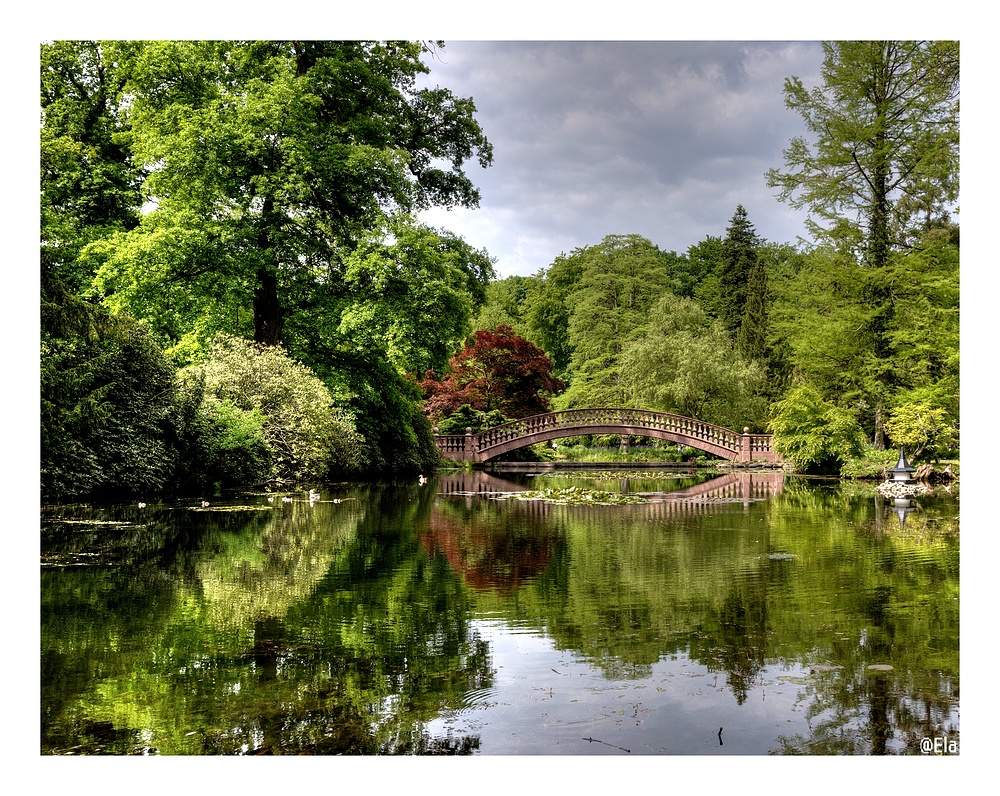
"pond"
40,469,959,756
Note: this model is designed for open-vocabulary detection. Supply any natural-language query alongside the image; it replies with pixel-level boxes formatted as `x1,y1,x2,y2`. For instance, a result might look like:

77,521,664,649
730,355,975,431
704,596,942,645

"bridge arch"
433,408,782,464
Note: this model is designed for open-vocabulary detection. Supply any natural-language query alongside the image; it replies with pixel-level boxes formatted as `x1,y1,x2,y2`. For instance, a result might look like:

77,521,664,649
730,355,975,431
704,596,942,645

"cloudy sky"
415,40,824,278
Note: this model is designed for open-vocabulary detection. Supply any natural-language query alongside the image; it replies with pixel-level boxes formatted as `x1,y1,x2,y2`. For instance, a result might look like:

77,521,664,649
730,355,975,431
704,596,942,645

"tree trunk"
253,194,284,346
872,402,886,450
254,265,284,346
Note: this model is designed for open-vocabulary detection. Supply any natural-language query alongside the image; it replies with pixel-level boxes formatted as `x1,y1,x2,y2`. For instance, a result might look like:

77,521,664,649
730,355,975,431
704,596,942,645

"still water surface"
40,469,959,755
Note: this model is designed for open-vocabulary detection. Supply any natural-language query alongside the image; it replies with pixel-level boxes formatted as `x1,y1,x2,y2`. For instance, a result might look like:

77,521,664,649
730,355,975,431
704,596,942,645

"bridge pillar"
740,427,750,463
465,427,474,460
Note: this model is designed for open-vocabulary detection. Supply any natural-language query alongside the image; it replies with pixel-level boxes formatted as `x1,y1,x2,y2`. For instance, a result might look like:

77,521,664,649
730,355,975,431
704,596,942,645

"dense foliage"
79,40,493,348
41,280,183,500
40,39,959,492
179,334,368,483
40,40,494,496
766,40,959,448
420,325,564,422
622,294,769,431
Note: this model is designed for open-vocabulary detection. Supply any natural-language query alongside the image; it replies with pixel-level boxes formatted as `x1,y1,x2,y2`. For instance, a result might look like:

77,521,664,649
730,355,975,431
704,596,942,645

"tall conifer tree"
718,205,763,340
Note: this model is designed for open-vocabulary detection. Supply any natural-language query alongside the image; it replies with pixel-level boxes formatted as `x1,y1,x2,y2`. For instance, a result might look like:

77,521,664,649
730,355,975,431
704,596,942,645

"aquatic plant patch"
493,486,649,505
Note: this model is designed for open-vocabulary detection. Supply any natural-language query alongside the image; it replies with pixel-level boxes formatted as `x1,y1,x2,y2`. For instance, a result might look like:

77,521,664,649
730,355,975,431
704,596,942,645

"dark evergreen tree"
41,280,184,500
717,205,763,340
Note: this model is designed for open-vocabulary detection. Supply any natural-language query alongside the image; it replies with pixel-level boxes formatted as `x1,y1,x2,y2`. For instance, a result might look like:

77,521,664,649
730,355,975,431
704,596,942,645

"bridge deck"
434,408,782,464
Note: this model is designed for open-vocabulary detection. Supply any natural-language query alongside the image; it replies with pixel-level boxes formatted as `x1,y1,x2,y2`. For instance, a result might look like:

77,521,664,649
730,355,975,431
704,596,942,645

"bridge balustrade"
434,408,782,465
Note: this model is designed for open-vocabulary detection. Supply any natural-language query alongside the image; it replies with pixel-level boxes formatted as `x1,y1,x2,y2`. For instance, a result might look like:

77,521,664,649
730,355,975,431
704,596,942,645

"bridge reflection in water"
425,471,785,594
436,470,784,513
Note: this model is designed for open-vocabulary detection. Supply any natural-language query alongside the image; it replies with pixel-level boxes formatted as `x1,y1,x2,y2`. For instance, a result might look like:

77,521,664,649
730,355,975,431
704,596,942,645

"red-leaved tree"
421,326,564,422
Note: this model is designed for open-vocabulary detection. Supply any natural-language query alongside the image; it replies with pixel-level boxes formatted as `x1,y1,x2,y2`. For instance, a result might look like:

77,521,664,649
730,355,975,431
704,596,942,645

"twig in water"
583,737,631,753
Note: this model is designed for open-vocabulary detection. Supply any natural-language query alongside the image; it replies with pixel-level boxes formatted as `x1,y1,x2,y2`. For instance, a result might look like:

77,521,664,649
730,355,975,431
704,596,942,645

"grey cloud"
419,41,823,274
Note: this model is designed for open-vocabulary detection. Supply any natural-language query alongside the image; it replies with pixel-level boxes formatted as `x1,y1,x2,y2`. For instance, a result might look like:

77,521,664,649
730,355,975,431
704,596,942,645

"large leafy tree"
420,325,564,422
622,294,769,431
552,234,675,408
766,41,959,447
43,40,495,478
766,41,959,268
83,40,493,349
326,216,495,377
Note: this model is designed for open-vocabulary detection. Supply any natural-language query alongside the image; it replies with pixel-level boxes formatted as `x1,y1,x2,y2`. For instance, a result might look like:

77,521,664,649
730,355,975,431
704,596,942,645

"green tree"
766,41,959,447
690,235,726,316
332,217,495,376
521,253,588,376
770,247,868,396
883,228,960,457
553,234,675,408
40,41,142,291
41,281,183,500
884,402,957,461
717,205,763,339
622,293,769,430
179,334,368,481
84,40,493,349
735,254,769,363
471,274,543,342
766,41,959,269
768,383,867,474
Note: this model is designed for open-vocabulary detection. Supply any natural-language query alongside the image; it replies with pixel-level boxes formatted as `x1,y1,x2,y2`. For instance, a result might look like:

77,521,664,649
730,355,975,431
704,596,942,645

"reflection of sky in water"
427,619,815,755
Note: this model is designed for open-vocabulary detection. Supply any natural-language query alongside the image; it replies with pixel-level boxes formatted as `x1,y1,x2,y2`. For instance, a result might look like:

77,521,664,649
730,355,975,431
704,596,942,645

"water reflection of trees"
41,479,959,755
769,506,959,755
773,666,959,755
422,502,565,593
41,487,491,755
431,476,959,753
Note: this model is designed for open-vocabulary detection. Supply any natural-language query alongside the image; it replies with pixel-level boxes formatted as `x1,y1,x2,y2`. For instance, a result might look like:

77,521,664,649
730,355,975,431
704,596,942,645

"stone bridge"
433,408,782,465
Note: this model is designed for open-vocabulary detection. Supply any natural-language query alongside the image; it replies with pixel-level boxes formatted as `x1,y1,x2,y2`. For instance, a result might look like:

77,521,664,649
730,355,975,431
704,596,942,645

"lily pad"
187,505,274,512
810,664,844,673
496,487,647,506
867,664,894,671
